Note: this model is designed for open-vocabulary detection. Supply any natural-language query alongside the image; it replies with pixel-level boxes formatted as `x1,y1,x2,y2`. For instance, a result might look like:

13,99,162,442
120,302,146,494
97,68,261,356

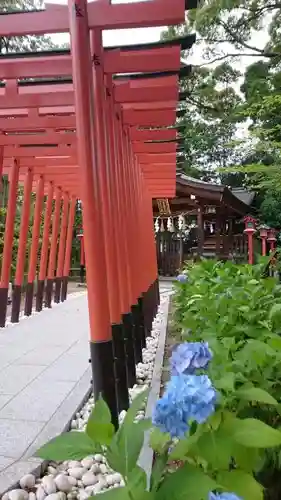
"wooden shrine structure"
154,172,254,275
0,0,197,424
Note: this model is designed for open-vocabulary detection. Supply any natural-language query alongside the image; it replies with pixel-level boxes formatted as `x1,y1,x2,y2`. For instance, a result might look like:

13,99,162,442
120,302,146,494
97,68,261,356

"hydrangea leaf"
194,427,233,470
217,470,263,500
86,398,115,445
107,419,150,478
235,387,278,405
36,432,100,461
155,463,217,500
127,466,148,500
149,428,170,453
230,418,281,448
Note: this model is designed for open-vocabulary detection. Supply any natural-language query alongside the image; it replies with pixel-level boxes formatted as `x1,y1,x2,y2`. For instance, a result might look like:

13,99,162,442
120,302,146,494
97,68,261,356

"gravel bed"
2,294,169,500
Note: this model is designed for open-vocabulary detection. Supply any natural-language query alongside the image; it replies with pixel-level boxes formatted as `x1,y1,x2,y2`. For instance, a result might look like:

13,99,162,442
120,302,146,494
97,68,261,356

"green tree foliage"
0,0,60,53
189,0,281,66
161,30,244,182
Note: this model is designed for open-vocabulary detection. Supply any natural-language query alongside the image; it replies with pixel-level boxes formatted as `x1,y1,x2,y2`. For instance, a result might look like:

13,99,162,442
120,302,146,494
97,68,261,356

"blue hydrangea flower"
176,273,188,283
152,374,216,438
209,493,243,500
170,342,213,376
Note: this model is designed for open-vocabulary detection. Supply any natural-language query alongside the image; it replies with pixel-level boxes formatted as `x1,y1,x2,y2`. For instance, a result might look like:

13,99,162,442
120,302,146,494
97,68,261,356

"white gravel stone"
99,464,108,475
8,490,29,500
20,474,36,490
45,494,66,500
89,464,99,474
36,486,46,500
54,475,72,493
67,462,81,470
28,493,36,500
80,458,94,469
93,454,103,463
81,472,98,487
77,491,89,500
67,469,86,480
66,477,77,487
112,473,122,484
42,477,57,495
48,467,58,476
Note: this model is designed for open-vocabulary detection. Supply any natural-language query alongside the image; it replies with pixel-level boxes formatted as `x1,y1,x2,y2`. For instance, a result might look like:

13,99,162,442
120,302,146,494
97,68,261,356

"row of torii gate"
0,0,196,425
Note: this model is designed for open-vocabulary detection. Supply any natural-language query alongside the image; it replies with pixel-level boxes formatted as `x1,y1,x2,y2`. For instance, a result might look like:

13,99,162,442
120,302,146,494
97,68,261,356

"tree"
188,0,281,67
162,25,244,182
0,0,60,53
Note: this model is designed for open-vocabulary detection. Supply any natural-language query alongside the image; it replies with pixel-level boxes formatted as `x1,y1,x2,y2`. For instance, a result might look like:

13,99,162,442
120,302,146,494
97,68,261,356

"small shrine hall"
0,0,198,422
154,172,255,276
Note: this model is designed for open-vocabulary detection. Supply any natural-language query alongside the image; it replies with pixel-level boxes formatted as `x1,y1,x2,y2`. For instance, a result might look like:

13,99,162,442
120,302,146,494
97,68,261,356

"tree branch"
219,19,280,58
195,53,266,67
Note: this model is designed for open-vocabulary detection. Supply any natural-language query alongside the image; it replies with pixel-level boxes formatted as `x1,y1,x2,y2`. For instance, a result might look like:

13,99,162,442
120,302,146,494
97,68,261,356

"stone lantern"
243,216,257,265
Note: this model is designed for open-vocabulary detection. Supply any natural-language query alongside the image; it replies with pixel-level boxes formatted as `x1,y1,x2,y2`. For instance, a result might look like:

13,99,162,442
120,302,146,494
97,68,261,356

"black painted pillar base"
138,296,147,348
45,279,53,308
54,277,62,304
36,280,45,312
122,312,137,387
131,304,143,364
90,340,119,429
24,282,34,316
11,285,21,323
0,288,8,328
61,277,68,302
111,323,129,412
80,265,85,284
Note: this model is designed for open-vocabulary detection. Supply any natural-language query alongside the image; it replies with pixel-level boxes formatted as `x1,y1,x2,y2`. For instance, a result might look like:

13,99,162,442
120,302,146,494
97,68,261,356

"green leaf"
169,429,202,461
215,372,235,392
149,428,171,453
86,398,115,445
86,420,115,446
87,397,112,424
88,488,130,499
232,443,262,472
195,427,233,470
217,470,264,500
107,419,150,478
155,463,217,500
150,452,168,492
36,432,99,461
127,466,147,500
236,387,278,405
269,303,281,325
231,418,281,448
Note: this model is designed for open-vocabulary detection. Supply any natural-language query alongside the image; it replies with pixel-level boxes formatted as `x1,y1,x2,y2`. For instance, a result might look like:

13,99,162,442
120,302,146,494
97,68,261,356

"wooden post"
36,182,54,311
55,194,69,303
61,196,76,301
0,159,19,327
45,187,61,308
68,0,118,426
197,207,204,257
11,168,33,323
25,176,44,316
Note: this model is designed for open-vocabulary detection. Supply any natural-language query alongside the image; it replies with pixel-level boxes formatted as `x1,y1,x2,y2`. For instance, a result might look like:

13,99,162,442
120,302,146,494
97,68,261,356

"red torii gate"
0,0,196,424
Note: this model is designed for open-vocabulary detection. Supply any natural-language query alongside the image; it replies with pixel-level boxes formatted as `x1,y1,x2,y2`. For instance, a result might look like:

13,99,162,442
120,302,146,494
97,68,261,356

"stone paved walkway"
0,292,91,493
